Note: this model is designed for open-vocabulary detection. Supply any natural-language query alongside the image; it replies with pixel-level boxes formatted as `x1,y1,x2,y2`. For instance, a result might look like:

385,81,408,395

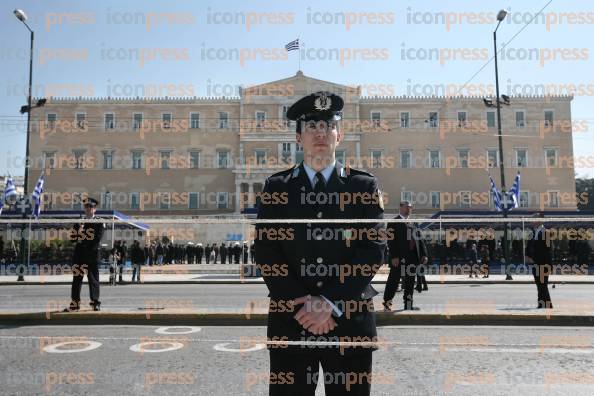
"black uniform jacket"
255,162,386,354
71,217,105,267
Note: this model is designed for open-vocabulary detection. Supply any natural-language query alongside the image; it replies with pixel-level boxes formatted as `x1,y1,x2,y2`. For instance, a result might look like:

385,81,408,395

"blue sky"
1,0,592,177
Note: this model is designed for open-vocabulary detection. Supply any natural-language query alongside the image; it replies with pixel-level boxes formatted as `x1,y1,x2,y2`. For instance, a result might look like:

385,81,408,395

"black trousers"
532,264,552,307
402,262,417,308
416,264,428,290
383,263,401,302
269,350,372,396
71,263,100,305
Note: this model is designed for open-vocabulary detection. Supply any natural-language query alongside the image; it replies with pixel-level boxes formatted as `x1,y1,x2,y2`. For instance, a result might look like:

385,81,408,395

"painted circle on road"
43,341,102,354
213,342,266,353
130,341,185,353
154,326,202,335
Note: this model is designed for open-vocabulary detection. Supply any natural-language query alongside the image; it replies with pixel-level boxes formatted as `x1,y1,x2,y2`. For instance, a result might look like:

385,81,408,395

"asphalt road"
1,325,594,395
0,283,591,313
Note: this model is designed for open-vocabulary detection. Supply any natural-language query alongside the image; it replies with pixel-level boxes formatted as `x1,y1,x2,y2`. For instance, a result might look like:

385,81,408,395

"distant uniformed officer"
525,213,553,309
256,91,386,396
65,197,105,311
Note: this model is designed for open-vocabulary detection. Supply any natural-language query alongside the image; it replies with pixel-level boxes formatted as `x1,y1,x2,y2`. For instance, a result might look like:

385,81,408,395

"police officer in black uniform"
256,91,386,396
65,197,105,311
382,200,427,311
526,212,553,309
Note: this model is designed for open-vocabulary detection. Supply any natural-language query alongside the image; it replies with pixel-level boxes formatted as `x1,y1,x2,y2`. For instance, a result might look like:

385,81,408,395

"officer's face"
400,205,412,217
297,119,342,166
84,204,96,218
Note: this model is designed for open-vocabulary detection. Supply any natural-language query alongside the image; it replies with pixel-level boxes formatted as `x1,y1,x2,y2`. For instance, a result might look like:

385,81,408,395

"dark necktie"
314,172,326,193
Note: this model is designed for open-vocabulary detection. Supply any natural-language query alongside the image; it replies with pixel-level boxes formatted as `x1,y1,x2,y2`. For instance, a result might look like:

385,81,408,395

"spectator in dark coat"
130,240,145,283
205,244,212,264
220,243,228,264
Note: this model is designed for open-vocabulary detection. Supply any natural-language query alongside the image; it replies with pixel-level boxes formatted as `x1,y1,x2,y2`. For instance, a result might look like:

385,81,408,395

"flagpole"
298,37,301,71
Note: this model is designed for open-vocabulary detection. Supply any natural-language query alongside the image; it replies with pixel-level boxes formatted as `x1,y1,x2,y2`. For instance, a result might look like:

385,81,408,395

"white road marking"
213,343,266,352
43,340,102,353
154,326,202,335
129,341,185,353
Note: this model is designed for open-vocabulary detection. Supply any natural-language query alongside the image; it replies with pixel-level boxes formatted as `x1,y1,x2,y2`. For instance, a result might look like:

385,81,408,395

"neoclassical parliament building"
28,71,577,220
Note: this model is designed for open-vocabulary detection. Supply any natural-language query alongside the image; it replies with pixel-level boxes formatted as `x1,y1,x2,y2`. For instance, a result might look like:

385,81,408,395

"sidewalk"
2,270,594,285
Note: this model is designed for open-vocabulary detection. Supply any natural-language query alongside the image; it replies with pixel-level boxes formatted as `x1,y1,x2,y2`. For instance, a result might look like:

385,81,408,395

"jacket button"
316,257,323,263
300,258,305,263
317,281,323,288
315,235,323,241
317,212,323,218
361,293,365,298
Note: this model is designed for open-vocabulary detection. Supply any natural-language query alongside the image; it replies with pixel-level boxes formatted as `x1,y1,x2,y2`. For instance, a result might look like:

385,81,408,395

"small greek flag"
285,39,299,51
489,175,503,212
31,173,45,218
1,176,18,215
506,172,521,210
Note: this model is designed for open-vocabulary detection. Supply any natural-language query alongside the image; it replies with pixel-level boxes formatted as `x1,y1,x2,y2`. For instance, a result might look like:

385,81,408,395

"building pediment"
240,71,360,102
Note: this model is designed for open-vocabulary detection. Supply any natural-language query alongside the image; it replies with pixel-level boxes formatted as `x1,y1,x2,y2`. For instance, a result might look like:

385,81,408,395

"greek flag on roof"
285,39,299,51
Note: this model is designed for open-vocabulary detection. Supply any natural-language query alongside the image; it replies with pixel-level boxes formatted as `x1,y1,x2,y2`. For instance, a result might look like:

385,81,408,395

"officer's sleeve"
321,177,386,302
255,178,308,300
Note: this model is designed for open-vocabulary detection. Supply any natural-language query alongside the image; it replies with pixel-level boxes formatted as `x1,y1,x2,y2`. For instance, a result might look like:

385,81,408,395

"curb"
1,280,593,286
2,312,593,327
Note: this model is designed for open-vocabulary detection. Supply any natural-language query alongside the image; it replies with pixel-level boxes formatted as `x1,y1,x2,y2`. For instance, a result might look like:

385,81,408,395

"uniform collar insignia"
291,166,300,178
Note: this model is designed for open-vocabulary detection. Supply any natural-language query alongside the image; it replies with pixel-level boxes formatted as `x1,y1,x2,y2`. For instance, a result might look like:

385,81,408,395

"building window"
130,193,140,210
515,111,525,128
73,150,86,169
217,151,229,169
101,192,112,210
295,144,304,164
281,142,292,164
371,112,381,128
548,191,559,208
190,113,200,129
516,149,528,167
400,112,410,128
460,191,471,208
256,111,266,129
133,113,143,130
162,113,172,129
486,111,496,128
217,192,229,209
544,110,554,128
132,151,143,169
189,192,199,209
335,149,346,165
102,151,113,169
71,192,84,210
46,113,57,129
401,191,412,204
159,151,171,169
43,152,56,169
520,191,530,208
219,112,229,129
282,105,290,127
429,150,441,168
75,113,86,129
545,148,557,167
255,149,266,165
400,150,412,169
104,113,115,130
457,149,469,168
159,193,171,210
430,191,441,209
457,111,467,128
428,112,439,128
370,150,383,168
189,151,200,169
487,149,499,168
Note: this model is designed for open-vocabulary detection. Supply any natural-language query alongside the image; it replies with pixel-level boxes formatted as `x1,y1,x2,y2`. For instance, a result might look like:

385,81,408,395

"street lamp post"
493,9,513,280
14,9,35,282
